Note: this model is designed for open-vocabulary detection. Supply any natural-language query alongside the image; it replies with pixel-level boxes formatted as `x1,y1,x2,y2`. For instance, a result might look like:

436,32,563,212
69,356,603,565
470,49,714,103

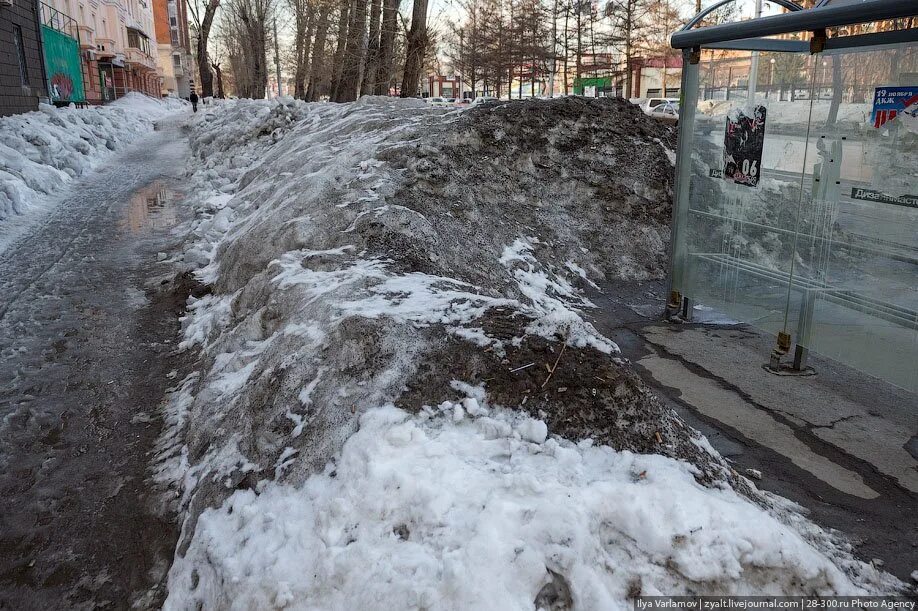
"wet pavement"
0,121,191,609
587,280,918,583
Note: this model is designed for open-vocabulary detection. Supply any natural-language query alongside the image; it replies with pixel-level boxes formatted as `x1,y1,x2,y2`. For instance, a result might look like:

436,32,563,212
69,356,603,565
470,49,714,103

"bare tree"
400,0,429,97
306,1,332,99
225,0,274,98
360,0,383,94
329,0,352,98
606,0,650,98
288,0,317,97
371,0,398,94
189,0,222,96
334,0,369,100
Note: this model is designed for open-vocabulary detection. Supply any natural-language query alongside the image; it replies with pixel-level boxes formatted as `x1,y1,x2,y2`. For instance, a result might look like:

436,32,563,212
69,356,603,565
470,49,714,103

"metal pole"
274,17,282,97
747,0,763,103
666,48,701,315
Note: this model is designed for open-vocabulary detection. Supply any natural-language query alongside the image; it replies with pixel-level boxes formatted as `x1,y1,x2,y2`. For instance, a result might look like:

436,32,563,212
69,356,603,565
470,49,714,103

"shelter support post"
666,48,700,320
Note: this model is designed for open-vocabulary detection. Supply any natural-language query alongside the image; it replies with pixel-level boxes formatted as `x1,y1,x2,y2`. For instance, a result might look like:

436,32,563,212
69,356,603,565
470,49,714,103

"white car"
648,101,680,124
426,97,450,107
638,97,679,115
470,96,500,106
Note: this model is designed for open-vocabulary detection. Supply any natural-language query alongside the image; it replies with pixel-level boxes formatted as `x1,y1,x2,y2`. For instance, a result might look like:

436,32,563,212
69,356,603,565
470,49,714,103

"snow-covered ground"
157,97,903,609
0,93,187,253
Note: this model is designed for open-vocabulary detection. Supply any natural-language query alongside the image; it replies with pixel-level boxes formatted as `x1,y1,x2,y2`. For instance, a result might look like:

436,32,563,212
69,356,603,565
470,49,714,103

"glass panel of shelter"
678,41,918,393
681,48,816,336
797,43,918,393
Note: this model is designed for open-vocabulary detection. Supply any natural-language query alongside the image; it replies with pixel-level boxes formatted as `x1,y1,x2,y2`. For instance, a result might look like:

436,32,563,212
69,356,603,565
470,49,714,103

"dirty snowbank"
0,93,187,251
159,96,902,607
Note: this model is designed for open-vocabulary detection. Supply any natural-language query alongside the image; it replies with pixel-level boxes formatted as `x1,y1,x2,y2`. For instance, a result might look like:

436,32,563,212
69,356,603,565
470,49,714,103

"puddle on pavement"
120,181,181,233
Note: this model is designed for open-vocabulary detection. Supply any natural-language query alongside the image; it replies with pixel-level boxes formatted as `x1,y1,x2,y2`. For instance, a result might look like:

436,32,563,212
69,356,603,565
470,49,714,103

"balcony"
77,24,94,49
125,47,156,69
95,37,117,57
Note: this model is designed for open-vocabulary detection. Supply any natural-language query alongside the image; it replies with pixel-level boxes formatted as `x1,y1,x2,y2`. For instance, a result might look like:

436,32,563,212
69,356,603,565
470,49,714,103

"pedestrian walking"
190,91,199,113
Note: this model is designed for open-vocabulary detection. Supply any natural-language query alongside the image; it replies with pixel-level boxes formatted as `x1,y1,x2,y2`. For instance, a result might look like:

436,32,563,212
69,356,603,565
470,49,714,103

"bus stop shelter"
668,0,917,393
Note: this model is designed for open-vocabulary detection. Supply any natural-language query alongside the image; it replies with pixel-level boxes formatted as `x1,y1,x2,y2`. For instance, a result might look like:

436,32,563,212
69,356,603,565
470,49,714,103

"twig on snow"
541,340,568,389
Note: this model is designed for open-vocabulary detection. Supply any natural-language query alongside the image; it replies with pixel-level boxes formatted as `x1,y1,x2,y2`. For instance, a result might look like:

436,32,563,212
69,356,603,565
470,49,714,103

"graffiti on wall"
41,25,86,103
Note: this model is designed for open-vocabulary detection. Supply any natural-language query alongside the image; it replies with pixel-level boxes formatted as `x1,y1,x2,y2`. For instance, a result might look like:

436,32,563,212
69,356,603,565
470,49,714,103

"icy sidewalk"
158,97,905,608
0,93,188,253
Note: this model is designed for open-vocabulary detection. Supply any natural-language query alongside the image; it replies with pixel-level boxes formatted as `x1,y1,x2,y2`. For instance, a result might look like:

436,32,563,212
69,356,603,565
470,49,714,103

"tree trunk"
196,0,221,97
400,0,429,97
306,3,331,100
624,3,633,98
329,0,351,100
826,56,843,127
361,0,382,95
548,0,557,96
374,0,397,94
562,0,569,94
335,0,367,101
211,61,225,98
294,4,316,98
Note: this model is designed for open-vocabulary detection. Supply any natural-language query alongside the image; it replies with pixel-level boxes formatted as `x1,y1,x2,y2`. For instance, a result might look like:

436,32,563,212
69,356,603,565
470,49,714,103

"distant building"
424,75,462,99
0,0,49,116
628,56,683,99
152,0,192,98
46,0,160,103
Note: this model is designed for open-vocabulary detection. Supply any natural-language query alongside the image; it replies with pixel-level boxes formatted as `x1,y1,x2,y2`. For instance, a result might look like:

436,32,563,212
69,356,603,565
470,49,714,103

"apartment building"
1,0,50,116
152,0,191,98
47,0,160,103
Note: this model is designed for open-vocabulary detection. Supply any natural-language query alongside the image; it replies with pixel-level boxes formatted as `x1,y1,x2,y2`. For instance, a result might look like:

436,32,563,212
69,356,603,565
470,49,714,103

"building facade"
152,0,191,98
46,0,161,103
0,0,49,116
628,56,683,100
424,75,462,99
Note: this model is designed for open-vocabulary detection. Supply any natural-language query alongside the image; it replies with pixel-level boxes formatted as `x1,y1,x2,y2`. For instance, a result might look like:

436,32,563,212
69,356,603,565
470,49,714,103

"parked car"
471,96,500,106
648,101,680,124
426,97,450,107
637,97,679,115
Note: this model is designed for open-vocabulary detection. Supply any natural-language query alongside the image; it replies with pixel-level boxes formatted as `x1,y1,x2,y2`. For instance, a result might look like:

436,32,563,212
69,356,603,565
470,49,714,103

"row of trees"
447,0,687,98
191,0,888,101
188,0,432,100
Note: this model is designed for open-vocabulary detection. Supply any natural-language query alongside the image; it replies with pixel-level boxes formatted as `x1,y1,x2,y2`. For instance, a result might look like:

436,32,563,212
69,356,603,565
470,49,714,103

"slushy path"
0,120,190,609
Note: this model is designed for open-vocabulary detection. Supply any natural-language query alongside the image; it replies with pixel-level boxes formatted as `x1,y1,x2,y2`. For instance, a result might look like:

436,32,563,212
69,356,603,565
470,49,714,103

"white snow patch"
165,405,881,610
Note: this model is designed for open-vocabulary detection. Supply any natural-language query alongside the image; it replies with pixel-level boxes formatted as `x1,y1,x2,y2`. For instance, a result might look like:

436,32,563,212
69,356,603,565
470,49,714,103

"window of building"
170,29,179,46
173,54,181,68
14,26,29,86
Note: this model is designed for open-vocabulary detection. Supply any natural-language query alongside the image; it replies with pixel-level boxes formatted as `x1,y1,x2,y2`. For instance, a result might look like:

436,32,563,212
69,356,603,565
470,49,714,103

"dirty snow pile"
0,93,187,243
157,96,901,608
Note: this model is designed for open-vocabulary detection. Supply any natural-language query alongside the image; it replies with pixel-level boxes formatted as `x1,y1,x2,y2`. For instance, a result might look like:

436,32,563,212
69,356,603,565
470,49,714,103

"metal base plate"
762,363,817,377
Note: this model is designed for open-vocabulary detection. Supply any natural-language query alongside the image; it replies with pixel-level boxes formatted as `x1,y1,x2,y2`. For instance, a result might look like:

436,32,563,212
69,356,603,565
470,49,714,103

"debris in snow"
745,468,763,480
